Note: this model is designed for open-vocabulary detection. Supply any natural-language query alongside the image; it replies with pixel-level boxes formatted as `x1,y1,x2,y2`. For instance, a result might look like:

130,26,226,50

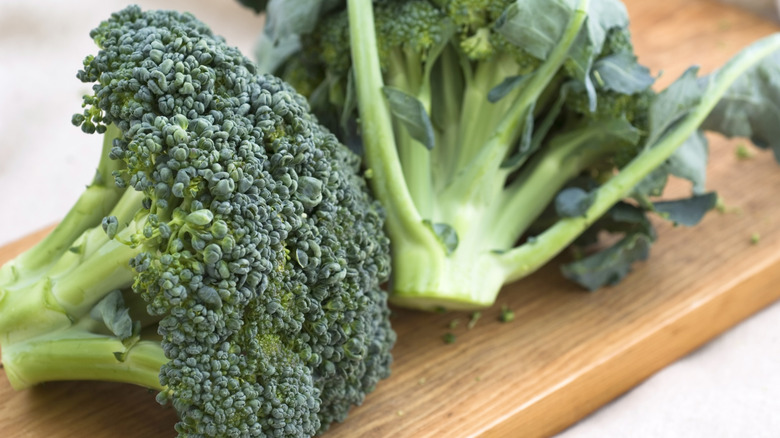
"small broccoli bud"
101,216,119,239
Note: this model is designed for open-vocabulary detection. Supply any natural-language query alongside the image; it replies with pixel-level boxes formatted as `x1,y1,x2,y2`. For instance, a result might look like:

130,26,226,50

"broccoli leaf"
635,130,709,199
667,130,709,194
555,187,595,218
264,0,326,38
90,290,134,341
653,192,718,226
701,50,780,161
488,75,528,103
496,0,575,60
573,201,653,247
502,83,575,171
566,0,630,110
423,220,459,255
383,86,436,150
593,52,655,94
255,34,302,75
254,0,343,73
235,0,268,13
562,232,653,291
646,67,704,147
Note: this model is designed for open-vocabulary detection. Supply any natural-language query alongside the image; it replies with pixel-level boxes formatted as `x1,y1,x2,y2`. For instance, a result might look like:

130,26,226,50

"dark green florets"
375,0,452,62
74,6,393,437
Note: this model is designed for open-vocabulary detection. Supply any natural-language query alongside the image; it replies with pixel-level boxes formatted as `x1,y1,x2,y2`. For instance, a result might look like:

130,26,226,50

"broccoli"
244,0,780,311
0,6,395,437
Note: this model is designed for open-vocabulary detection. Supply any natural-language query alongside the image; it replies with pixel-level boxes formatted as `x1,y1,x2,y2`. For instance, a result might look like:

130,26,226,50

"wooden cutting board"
1,1,779,437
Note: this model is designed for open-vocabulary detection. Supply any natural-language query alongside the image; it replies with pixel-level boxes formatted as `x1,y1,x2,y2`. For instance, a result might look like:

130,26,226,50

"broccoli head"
0,6,394,437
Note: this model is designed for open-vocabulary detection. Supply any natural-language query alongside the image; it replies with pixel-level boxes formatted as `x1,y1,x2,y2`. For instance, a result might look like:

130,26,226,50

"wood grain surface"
2,1,779,437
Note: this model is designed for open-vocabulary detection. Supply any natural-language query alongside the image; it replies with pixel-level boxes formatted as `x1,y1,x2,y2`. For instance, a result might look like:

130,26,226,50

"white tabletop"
0,1,778,437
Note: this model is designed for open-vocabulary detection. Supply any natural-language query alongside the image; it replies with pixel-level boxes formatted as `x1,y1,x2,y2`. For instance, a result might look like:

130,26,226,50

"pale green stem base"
2,330,166,391
389,242,505,311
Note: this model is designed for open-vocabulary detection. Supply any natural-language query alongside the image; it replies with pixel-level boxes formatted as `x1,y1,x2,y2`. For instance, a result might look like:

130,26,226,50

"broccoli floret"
248,0,780,311
0,6,393,437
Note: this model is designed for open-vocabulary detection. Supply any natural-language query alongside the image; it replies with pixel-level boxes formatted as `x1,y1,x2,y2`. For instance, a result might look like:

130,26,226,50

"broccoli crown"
75,6,393,436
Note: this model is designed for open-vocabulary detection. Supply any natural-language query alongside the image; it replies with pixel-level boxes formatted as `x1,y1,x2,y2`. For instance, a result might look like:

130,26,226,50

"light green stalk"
2,328,165,391
0,125,125,288
347,0,442,251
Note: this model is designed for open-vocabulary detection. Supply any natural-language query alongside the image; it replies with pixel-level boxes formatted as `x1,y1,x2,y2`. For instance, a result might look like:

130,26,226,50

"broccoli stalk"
251,0,780,310
0,125,125,289
0,6,395,437
0,149,183,390
2,327,167,391
345,0,590,308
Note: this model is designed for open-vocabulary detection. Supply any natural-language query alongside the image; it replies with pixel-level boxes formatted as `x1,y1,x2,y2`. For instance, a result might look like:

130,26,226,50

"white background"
0,1,778,437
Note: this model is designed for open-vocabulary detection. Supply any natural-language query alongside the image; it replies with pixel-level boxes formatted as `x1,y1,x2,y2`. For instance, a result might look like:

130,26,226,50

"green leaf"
585,0,630,37
497,0,629,112
633,68,709,200
264,0,325,40
253,0,345,73
592,52,655,94
565,0,630,110
340,68,358,132
653,192,718,226
90,290,134,341
501,101,536,169
496,0,576,60
502,83,572,171
555,187,594,218
701,49,780,161
235,0,268,13
646,67,704,147
573,200,654,247
667,131,709,194
488,75,528,103
562,232,653,291
633,130,709,200
608,202,650,226
383,86,435,150
504,81,580,170
423,220,459,255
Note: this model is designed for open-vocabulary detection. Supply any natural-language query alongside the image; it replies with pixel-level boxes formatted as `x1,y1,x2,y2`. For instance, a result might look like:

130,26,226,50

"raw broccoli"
244,0,780,311
0,6,394,437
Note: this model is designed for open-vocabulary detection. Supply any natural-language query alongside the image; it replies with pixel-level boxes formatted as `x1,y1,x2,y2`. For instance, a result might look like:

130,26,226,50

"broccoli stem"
0,216,148,342
451,56,520,177
1,329,166,391
389,124,629,310
488,124,631,249
432,45,463,187
389,243,505,310
0,241,141,343
0,126,125,288
498,33,780,282
446,0,589,205
40,188,145,283
386,49,435,217
347,0,441,249
50,237,143,318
